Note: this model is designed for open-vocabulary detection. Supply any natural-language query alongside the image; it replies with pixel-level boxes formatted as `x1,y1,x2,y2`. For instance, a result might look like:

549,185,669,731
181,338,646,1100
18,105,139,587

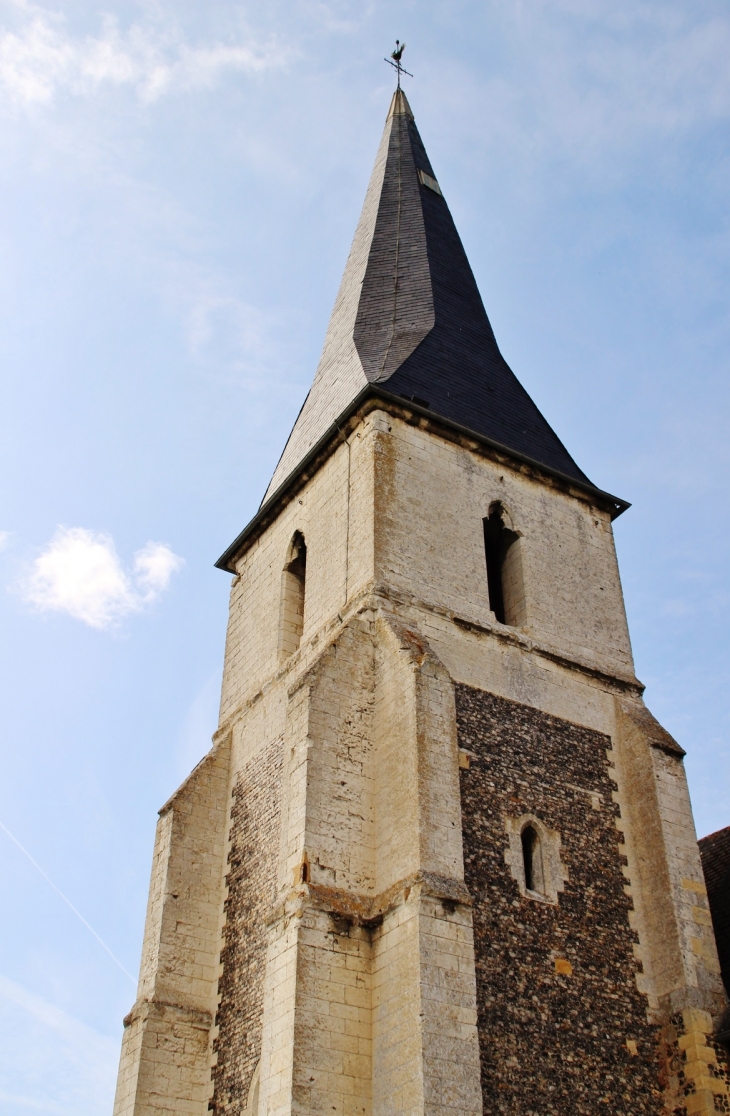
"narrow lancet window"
483,503,526,627
521,824,546,896
521,826,538,891
506,815,565,903
278,532,307,660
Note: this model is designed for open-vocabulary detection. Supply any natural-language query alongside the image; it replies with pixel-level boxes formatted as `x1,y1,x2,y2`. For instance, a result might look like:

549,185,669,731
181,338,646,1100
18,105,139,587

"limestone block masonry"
113,405,730,1115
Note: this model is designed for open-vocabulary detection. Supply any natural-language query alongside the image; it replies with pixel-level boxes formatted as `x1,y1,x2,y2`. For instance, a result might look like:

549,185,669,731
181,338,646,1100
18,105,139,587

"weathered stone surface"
112,739,231,1116
114,401,728,1114
457,684,662,1113
211,736,283,1113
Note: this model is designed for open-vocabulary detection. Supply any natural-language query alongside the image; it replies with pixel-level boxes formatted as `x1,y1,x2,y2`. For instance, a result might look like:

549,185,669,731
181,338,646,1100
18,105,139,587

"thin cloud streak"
0,820,136,984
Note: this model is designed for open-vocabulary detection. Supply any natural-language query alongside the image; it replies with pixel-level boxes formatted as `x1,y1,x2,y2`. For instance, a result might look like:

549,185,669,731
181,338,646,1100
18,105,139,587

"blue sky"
0,0,728,1111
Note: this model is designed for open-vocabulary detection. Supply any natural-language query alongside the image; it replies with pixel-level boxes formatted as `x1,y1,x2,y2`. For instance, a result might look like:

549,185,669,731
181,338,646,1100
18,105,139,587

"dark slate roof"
264,89,591,502
699,825,730,997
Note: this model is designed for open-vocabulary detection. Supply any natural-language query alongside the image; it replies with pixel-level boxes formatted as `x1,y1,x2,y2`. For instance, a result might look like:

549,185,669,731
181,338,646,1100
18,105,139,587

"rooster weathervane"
384,40,413,88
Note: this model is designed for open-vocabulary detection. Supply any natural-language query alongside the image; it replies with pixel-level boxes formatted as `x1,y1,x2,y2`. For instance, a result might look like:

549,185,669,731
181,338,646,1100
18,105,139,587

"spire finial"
384,40,413,89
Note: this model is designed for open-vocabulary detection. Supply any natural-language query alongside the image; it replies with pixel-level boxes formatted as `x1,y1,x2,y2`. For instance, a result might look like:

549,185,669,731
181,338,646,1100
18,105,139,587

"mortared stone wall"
456,684,663,1114
211,736,283,1114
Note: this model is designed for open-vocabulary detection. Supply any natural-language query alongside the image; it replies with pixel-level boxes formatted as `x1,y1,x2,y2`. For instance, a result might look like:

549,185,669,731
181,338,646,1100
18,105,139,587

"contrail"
0,819,136,985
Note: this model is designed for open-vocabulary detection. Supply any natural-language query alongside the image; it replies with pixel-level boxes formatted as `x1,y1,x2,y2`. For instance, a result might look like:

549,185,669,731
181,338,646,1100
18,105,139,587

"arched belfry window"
483,502,526,627
278,532,307,661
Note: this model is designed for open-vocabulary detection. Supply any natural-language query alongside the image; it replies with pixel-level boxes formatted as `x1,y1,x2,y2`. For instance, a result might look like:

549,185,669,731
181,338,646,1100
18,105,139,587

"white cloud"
0,532,11,551
133,541,185,600
0,5,286,106
19,527,183,629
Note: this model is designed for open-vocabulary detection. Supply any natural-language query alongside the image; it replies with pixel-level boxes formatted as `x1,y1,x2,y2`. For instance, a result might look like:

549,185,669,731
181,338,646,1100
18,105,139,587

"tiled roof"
264,88,590,502
699,824,730,996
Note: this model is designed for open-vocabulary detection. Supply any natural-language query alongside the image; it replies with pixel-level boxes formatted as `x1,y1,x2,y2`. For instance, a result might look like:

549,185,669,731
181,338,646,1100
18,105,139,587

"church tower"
113,88,729,1116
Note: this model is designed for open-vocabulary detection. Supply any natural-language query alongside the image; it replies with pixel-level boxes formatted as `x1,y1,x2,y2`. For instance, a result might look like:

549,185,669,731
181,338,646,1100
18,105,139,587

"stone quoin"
112,86,730,1115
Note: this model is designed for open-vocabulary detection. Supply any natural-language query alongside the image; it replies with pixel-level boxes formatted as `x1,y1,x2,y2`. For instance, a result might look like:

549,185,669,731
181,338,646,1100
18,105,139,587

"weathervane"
384,40,413,89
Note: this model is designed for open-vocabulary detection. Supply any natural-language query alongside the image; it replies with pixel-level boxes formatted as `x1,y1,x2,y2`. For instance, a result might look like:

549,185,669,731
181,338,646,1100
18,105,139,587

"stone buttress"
113,88,729,1115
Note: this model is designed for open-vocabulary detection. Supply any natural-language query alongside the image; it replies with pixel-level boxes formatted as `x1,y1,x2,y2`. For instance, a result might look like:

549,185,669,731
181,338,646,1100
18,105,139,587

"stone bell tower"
113,88,729,1116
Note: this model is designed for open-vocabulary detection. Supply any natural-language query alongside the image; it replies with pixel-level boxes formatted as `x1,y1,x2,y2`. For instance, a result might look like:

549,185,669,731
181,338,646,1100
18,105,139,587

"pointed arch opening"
505,814,567,905
278,532,307,661
521,824,545,896
483,502,526,627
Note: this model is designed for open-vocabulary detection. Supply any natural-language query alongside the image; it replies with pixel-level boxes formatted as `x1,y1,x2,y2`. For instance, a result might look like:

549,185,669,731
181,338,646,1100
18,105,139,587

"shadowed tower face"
113,88,729,1116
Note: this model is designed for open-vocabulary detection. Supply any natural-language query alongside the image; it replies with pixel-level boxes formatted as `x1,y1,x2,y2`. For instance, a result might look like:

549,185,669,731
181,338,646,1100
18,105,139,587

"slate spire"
264,89,590,501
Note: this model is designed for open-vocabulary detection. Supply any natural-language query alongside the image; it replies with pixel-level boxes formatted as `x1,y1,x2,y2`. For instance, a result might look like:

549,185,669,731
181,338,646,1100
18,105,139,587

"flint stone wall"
456,684,663,1115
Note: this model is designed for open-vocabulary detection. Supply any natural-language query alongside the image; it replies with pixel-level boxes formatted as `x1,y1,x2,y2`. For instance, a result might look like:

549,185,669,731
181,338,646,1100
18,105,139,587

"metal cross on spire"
384,40,413,88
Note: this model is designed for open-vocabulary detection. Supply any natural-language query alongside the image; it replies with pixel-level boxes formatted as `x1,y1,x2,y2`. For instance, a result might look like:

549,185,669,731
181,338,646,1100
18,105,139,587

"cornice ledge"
267,871,472,931
211,584,643,748
453,614,643,694
369,583,643,695
212,585,377,738
122,998,212,1030
215,389,629,574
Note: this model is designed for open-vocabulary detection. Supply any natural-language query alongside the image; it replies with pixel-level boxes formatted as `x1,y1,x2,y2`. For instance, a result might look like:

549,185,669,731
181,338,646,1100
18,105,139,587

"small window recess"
483,502,527,627
504,814,568,904
417,168,442,195
521,825,545,897
296,850,310,886
278,532,307,662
